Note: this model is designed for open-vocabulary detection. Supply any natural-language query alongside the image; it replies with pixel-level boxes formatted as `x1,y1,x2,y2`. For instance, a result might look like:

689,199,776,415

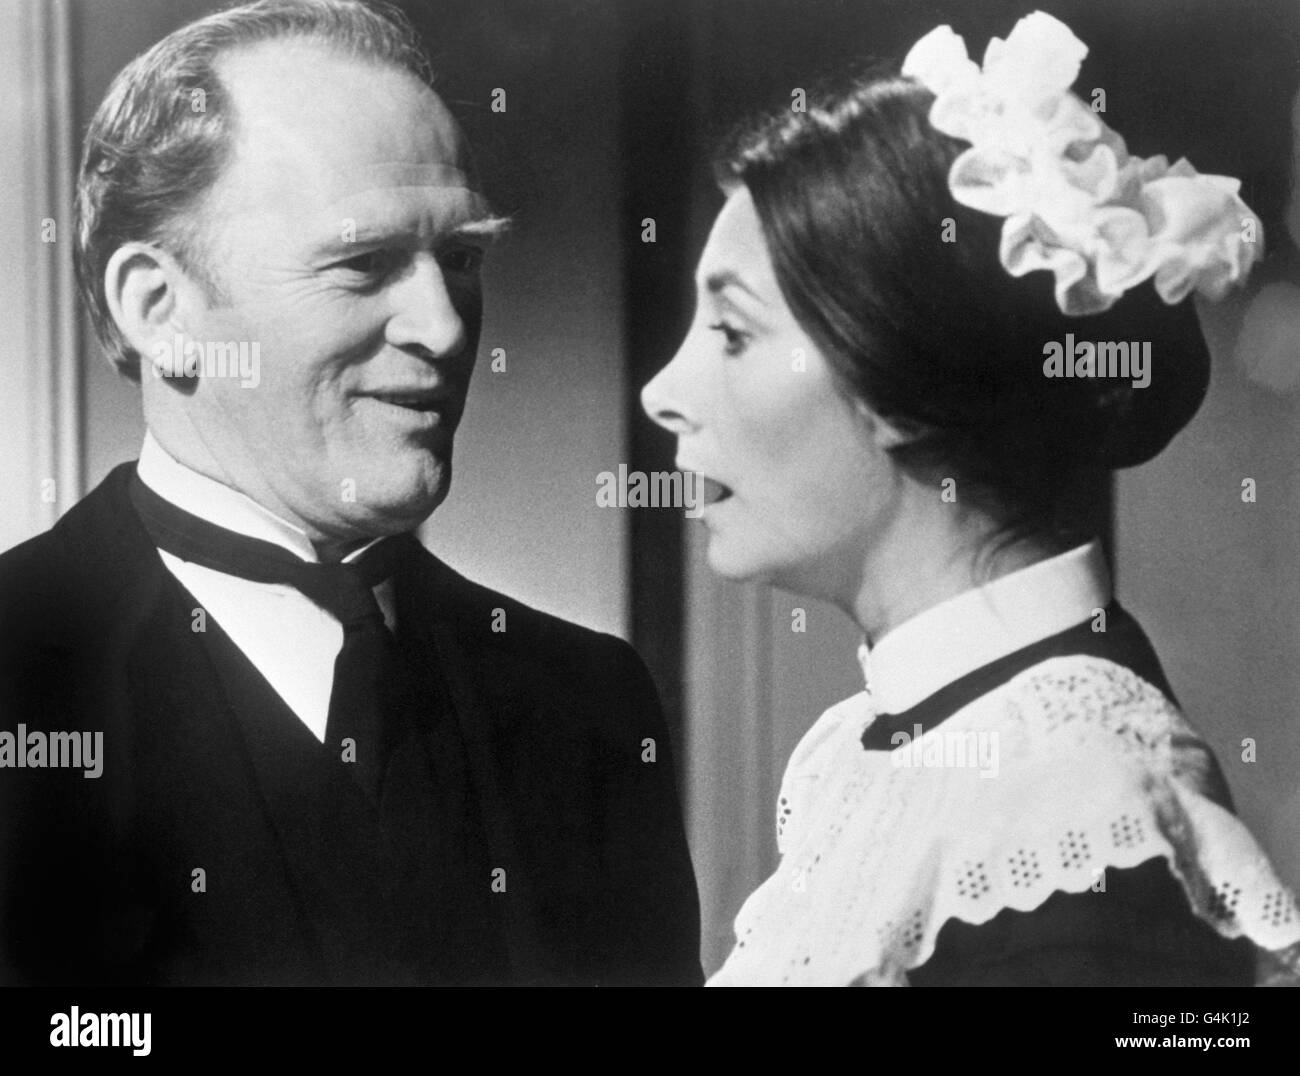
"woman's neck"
849,523,1059,648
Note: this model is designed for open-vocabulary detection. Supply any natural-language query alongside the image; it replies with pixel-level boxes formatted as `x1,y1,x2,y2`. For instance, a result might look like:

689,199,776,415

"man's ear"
103,243,184,376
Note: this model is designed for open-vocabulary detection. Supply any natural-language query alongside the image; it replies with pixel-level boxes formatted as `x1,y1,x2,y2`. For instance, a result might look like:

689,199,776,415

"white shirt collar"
136,430,381,565
857,541,1112,714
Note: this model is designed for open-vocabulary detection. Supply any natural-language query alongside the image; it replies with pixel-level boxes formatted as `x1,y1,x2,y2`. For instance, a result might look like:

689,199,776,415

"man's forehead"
316,167,494,235
212,174,494,247
314,162,483,214
212,41,474,207
328,162,471,190
210,154,488,228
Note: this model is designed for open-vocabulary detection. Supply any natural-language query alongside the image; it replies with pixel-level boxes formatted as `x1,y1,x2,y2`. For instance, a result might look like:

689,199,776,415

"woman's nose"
640,348,696,436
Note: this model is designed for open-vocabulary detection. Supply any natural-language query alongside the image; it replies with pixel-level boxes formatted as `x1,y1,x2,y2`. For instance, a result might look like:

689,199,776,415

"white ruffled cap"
901,11,1261,316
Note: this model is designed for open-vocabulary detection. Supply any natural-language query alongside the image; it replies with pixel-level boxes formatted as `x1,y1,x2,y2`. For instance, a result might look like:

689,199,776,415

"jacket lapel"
394,551,526,950
72,465,408,980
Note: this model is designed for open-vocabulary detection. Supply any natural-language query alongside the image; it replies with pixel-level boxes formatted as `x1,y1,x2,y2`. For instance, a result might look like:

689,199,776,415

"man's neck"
140,428,367,564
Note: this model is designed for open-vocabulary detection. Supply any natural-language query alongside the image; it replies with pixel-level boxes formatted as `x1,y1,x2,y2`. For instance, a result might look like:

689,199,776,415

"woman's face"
641,186,893,599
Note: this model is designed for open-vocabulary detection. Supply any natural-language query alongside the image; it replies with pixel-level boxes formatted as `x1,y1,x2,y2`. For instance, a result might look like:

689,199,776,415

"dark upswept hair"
716,71,1212,548
74,0,434,381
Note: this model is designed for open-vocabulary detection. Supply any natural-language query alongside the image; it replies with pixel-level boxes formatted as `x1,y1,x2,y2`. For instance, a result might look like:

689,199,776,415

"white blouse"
708,543,1300,986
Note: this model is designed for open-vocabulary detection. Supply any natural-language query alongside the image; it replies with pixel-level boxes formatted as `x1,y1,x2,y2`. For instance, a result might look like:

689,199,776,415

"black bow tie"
128,471,418,799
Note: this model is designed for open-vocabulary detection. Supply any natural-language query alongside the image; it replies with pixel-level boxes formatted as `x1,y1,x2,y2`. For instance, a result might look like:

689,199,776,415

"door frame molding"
0,0,81,551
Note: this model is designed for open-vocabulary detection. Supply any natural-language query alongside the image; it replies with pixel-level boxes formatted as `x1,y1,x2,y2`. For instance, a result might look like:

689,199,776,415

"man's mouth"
364,389,451,413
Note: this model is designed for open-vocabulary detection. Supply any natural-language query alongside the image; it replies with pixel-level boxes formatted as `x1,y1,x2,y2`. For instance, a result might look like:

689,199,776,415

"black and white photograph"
2,0,1299,1053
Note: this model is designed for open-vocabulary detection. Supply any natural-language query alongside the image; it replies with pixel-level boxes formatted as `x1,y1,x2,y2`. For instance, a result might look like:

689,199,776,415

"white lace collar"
857,541,1112,713
712,652,1300,986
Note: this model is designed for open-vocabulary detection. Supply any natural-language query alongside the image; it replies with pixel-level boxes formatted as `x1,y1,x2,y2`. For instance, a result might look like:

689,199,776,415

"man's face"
164,41,497,544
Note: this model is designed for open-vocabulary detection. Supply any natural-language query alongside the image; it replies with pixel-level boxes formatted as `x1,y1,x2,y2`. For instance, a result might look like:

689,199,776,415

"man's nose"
385,253,470,359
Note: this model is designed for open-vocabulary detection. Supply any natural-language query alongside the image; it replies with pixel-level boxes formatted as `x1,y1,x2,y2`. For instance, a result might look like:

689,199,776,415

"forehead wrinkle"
323,183,483,213
227,150,474,203
296,163,488,231
313,186,495,243
318,160,475,193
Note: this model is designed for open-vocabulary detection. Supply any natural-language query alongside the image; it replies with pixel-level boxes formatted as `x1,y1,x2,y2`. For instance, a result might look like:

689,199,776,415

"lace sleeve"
879,659,1300,984
907,859,1255,986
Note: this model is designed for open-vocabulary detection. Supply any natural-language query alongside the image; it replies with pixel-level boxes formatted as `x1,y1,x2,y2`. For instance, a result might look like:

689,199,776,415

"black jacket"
0,463,702,986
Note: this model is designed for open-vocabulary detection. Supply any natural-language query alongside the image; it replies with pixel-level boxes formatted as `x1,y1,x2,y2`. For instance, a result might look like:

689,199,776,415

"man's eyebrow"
453,214,512,240
705,269,765,304
312,213,512,257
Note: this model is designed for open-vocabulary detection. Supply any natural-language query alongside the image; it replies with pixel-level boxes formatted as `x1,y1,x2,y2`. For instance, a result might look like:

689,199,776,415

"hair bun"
1051,285,1211,469
979,253,1211,473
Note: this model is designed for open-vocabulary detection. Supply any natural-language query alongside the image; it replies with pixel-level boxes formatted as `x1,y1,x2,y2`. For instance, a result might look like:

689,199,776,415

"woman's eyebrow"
705,269,766,305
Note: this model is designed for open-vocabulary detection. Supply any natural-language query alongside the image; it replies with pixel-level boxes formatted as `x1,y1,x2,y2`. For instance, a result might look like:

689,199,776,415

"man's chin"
320,461,451,538
361,479,450,534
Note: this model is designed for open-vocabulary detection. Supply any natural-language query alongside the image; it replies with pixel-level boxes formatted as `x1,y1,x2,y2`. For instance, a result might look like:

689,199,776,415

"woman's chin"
705,541,839,604
704,543,746,580
704,542,780,586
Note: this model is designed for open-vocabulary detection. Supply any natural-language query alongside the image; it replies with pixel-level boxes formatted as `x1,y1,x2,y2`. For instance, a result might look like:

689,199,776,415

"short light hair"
74,0,435,381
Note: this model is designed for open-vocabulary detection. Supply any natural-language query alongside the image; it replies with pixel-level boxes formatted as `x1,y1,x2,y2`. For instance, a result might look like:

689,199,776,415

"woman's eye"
707,321,748,356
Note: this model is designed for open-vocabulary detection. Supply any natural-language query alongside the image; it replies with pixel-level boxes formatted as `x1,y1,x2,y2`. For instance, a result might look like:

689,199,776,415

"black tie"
128,472,416,800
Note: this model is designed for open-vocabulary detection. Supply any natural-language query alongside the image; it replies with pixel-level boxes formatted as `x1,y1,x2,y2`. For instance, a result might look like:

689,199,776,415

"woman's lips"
677,461,734,508
681,460,733,509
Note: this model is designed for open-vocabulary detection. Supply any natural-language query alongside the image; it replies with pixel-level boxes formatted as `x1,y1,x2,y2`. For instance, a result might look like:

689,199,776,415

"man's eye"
332,249,400,280
707,320,748,357
439,245,485,275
